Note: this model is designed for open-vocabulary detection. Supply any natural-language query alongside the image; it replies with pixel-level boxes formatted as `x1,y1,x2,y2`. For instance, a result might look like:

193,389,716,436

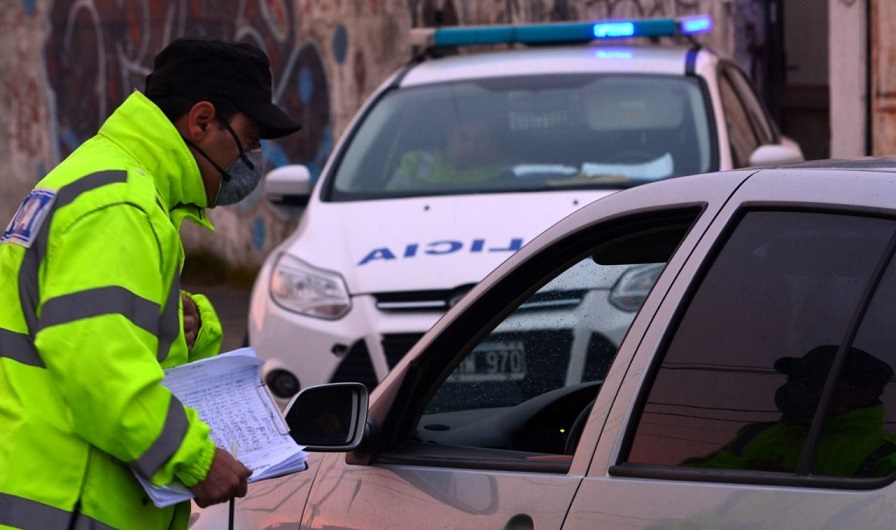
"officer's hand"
182,294,200,350
189,447,251,508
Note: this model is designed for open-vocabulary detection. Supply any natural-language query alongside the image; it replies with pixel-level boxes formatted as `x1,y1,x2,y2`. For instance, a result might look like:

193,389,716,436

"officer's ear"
182,101,217,142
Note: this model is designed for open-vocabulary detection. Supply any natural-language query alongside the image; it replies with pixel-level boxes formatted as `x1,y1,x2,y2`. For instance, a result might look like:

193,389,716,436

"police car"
253,15,804,399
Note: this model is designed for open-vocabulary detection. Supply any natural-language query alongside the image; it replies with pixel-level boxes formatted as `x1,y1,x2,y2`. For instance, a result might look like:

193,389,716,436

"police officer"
685,345,896,477
0,37,300,529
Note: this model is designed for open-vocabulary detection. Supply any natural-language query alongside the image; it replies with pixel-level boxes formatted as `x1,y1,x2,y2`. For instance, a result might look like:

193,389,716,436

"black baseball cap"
145,37,301,139
775,345,894,394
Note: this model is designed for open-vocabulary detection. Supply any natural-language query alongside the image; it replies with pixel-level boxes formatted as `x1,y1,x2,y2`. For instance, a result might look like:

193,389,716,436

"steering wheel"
509,382,601,454
564,399,595,455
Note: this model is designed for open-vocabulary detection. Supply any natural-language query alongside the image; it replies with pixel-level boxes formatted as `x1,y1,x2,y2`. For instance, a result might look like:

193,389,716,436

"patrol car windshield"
326,74,715,201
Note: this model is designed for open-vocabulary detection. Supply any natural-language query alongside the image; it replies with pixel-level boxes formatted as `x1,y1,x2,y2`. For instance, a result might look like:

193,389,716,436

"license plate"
447,340,527,382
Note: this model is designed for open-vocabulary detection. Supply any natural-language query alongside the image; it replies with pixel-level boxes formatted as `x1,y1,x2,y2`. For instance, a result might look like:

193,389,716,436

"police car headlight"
270,254,351,319
609,263,664,312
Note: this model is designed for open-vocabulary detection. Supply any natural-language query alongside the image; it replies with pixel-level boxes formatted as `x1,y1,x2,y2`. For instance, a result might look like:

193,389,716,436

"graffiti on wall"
408,0,715,26
34,0,760,261
45,0,331,179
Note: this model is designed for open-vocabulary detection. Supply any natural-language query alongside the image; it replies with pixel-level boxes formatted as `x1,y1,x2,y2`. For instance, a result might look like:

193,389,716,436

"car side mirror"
748,141,804,167
284,383,369,452
264,164,313,207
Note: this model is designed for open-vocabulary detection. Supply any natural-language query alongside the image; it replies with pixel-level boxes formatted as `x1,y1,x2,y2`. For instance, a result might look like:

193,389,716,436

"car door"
565,168,896,528
717,61,778,168
298,172,746,529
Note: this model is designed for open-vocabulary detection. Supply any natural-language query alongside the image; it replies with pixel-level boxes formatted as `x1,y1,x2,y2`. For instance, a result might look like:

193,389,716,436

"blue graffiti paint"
252,216,266,250
307,127,334,182
58,130,82,154
46,1,332,173
332,25,348,64
23,0,37,16
305,162,321,183
263,140,291,169
299,66,313,105
320,127,333,155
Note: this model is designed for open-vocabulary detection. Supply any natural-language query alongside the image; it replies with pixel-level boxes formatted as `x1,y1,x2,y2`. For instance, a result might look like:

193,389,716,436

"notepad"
135,348,307,508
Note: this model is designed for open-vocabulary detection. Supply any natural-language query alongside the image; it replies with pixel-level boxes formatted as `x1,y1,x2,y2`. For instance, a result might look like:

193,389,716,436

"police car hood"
293,191,615,295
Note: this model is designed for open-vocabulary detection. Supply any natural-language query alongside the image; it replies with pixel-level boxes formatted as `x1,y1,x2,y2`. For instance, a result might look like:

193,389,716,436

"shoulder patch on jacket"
2,188,58,248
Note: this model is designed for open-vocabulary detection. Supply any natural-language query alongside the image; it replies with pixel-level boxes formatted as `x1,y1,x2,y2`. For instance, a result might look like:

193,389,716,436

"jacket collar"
97,90,214,231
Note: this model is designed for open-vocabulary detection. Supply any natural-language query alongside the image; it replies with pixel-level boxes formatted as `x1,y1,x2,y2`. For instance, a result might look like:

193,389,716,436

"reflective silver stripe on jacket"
7,170,181,363
5,169,190,477
157,273,181,362
17,171,129,337
132,395,189,479
39,286,160,335
0,328,41,367
0,492,117,530
3,172,128,366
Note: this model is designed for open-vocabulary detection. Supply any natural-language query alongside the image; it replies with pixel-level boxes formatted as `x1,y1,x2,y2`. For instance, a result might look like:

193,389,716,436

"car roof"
478,157,896,282
399,44,707,86
780,156,896,172
583,156,896,220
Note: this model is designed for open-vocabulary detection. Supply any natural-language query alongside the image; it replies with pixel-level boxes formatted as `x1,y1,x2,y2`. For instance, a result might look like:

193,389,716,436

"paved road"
185,283,252,352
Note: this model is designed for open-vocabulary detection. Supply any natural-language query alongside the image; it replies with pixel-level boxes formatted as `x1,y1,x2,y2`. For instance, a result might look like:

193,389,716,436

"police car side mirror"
748,140,804,168
264,164,313,207
284,382,369,452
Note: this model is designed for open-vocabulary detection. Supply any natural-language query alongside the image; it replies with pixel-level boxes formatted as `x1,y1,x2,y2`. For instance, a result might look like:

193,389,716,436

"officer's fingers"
235,477,249,498
181,295,200,348
181,294,199,317
184,327,197,349
190,449,246,506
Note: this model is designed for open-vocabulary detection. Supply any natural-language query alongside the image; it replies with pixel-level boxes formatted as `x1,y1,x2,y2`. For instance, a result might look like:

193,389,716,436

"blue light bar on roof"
409,14,713,49
592,22,635,38
680,15,713,35
593,18,677,39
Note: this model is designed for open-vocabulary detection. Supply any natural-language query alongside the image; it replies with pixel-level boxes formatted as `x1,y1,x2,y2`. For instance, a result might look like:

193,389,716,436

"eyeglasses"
217,116,259,170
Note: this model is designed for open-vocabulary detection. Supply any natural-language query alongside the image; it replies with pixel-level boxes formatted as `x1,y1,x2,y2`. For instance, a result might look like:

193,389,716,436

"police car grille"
584,332,617,382
374,286,474,312
517,289,588,311
381,333,424,368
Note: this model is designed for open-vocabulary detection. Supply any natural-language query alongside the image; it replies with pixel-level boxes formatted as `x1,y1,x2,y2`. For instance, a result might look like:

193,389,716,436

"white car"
195,157,896,529
253,15,803,398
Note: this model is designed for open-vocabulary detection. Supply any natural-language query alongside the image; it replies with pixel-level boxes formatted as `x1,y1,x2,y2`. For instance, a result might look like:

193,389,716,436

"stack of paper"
135,348,307,508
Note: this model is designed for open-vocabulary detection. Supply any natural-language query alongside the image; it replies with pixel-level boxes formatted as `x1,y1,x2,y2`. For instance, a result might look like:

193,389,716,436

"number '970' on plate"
447,340,527,382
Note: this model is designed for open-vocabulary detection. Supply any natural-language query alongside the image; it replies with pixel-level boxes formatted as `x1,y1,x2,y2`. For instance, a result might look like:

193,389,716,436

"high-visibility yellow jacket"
0,91,223,529
686,404,896,477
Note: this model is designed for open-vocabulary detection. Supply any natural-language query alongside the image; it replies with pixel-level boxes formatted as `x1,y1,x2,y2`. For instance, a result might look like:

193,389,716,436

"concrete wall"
828,0,896,159
830,0,867,158
2,0,745,275
871,0,896,156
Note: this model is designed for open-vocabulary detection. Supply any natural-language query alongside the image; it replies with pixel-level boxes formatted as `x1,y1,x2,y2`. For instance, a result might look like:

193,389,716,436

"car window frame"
717,71,760,167
361,205,706,474
721,61,779,145
610,204,896,491
716,61,779,168
690,73,723,174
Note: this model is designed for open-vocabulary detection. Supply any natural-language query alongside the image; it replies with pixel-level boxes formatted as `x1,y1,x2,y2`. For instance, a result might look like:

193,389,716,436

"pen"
229,441,238,530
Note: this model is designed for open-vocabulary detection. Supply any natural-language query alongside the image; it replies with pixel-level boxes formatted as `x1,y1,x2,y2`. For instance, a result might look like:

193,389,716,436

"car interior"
328,75,712,200
372,210,701,472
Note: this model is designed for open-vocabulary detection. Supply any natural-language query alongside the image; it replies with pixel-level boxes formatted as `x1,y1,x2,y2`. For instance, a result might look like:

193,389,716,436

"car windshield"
325,73,715,201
